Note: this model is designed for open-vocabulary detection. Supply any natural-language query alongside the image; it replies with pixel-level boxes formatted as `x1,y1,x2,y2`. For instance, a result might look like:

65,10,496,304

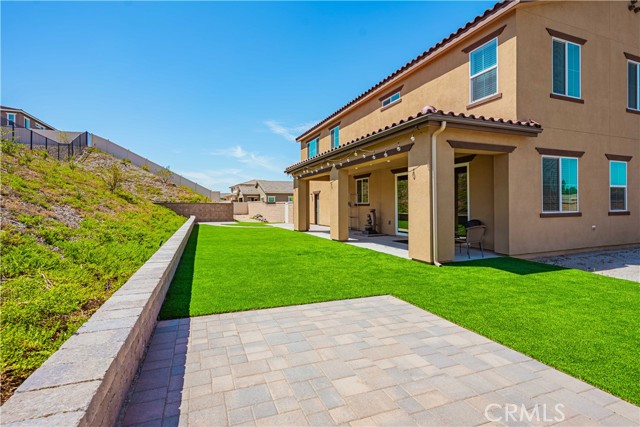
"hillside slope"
0,143,207,402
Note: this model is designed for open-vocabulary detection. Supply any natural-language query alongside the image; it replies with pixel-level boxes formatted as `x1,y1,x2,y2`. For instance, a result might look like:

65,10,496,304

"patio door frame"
455,163,470,227
395,172,409,236
313,192,320,225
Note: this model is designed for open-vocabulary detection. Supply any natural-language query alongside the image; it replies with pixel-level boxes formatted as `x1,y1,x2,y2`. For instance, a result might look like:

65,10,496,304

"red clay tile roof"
285,107,541,173
296,0,521,142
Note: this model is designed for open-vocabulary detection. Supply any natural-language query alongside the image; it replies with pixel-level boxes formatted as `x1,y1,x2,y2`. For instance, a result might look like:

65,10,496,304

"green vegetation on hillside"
161,225,640,404
0,141,205,401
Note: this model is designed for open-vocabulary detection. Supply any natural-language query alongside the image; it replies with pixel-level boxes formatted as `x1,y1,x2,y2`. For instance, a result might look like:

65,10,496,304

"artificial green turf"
160,224,640,404
224,222,270,227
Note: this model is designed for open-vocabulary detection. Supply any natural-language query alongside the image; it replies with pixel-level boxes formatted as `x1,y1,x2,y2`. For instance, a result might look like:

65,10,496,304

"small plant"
68,156,77,170
156,165,172,184
120,158,132,165
101,163,125,193
1,130,21,156
18,151,34,166
141,164,150,172
40,150,49,159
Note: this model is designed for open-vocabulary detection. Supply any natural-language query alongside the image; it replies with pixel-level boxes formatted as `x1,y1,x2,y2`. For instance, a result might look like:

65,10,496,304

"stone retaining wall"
157,202,233,222
2,217,196,427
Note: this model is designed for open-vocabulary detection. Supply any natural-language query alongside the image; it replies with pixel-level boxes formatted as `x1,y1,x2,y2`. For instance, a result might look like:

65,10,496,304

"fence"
1,117,88,161
91,134,220,201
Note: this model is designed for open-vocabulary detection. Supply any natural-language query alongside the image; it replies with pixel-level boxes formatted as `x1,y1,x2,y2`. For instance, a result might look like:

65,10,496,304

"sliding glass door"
396,173,408,234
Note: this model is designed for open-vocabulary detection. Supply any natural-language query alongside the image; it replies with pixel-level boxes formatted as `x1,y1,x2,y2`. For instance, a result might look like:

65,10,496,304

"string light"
372,155,376,160
410,132,415,142
384,151,388,157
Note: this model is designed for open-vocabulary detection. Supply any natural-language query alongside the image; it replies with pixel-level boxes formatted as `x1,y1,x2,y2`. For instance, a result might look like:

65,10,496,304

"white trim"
609,160,628,212
355,177,369,205
306,137,319,158
267,196,276,203
551,37,581,99
469,37,499,103
6,112,16,124
24,117,31,129
627,59,640,111
394,172,408,236
381,92,401,108
541,155,580,213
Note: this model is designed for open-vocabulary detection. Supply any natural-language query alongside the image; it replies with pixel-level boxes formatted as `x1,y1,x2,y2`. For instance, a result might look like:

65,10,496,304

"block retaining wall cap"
1,216,196,427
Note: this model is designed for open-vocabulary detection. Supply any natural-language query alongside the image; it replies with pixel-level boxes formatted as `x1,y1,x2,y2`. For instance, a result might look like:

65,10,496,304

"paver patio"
121,296,639,427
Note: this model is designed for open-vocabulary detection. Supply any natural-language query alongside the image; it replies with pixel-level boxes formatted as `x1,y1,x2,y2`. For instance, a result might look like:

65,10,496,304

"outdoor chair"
455,222,487,259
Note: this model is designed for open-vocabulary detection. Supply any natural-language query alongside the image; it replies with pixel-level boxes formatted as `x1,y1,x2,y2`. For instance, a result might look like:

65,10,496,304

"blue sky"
1,1,494,191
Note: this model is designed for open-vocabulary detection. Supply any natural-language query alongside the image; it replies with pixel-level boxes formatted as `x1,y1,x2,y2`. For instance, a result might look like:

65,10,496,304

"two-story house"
285,0,639,264
0,106,56,130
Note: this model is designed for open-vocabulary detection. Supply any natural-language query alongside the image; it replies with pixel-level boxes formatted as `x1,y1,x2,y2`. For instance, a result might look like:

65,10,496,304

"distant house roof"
237,184,261,196
229,179,257,191
0,105,57,130
256,180,294,195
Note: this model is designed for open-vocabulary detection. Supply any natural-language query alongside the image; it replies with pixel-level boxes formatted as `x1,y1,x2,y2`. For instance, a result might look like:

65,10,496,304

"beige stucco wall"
308,179,331,226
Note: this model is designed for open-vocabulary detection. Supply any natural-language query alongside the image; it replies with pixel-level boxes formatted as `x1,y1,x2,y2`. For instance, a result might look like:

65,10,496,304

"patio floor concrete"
270,224,499,263
120,296,638,427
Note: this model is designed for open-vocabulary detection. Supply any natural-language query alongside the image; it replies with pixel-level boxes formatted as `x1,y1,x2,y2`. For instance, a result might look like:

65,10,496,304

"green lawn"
160,224,640,404
225,222,270,227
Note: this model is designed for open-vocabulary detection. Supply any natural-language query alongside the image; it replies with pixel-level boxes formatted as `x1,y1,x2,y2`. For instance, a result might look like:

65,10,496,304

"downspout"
431,121,447,267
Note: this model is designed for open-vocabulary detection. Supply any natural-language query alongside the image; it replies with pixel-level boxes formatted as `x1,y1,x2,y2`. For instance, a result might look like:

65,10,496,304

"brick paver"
121,296,639,426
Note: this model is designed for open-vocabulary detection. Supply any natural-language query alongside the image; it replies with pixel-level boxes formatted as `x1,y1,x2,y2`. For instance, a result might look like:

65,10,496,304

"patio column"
435,142,455,263
293,178,309,231
329,167,349,241
408,131,433,263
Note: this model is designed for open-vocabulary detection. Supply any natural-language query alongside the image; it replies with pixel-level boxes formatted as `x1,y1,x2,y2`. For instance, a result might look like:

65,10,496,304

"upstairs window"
470,38,498,102
552,38,581,99
628,59,639,110
6,113,15,125
610,161,627,212
542,156,579,213
381,92,400,108
356,178,369,205
35,123,45,130
307,137,318,158
24,117,31,129
330,125,340,148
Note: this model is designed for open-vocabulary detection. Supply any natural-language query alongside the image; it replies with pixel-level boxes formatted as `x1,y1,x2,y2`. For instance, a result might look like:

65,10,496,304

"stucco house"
0,105,56,130
285,0,639,264
255,180,294,203
229,180,260,202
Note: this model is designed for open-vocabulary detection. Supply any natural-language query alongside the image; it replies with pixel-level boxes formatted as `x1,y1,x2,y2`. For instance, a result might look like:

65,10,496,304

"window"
610,161,627,212
542,156,579,213
330,125,340,148
6,113,15,125
288,196,293,202
34,123,45,130
307,138,318,158
628,60,639,110
267,196,276,203
381,92,400,108
552,38,581,98
24,117,31,129
356,178,369,205
470,38,498,102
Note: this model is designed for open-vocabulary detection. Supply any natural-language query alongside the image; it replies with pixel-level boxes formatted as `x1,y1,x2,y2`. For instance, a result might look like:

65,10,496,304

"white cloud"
264,120,315,142
176,168,251,191
209,145,283,174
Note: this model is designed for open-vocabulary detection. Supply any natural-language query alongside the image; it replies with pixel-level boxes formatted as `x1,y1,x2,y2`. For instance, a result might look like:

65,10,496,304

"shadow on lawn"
444,256,569,275
159,224,199,319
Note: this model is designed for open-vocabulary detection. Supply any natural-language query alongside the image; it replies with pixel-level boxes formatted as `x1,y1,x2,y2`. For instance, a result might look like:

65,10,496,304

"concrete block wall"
90,134,220,201
158,202,234,222
246,201,293,223
1,217,196,427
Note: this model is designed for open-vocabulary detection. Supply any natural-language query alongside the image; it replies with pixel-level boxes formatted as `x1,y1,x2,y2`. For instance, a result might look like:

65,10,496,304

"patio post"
329,166,349,241
293,177,309,231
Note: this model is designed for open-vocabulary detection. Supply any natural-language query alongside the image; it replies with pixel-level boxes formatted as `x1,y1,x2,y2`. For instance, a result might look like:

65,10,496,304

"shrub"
141,164,150,172
1,138,21,156
101,163,125,193
156,165,172,184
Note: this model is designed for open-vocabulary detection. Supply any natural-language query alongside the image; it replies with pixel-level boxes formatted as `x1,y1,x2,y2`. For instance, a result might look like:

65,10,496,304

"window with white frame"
469,38,498,103
542,156,579,213
330,125,340,148
356,178,369,205
6,113,16,125
609,161,627,212
267,196,276,203
307,137,318,158
381,92,400,108
288,196,293,202
24,117,31,129
628,59,639,110
34,122,45,130
552,38,581,98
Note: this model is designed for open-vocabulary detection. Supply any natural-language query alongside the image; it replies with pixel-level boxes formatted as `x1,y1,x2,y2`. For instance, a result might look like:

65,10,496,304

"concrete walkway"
121,297,638,427
270,224,499,263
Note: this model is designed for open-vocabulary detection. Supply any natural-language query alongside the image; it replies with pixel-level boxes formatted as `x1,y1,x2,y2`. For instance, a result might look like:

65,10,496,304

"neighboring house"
229,180,293,202
229,180,260,202
255,180,294,203
286,0,639,263
0,106,56,130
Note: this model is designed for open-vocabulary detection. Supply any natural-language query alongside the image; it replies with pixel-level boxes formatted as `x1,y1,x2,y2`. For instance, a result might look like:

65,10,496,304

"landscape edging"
1,216,196,427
